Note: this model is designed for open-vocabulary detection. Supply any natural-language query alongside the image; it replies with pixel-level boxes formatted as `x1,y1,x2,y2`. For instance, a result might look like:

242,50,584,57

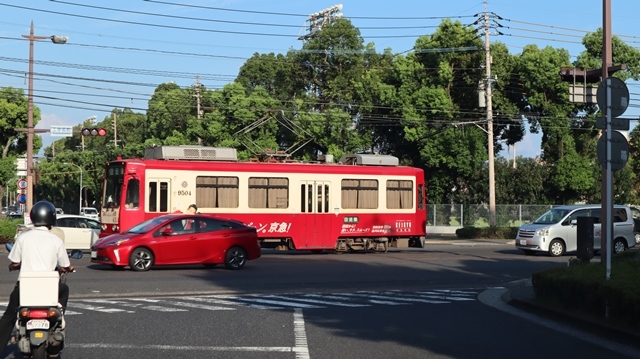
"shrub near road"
532,251,640,334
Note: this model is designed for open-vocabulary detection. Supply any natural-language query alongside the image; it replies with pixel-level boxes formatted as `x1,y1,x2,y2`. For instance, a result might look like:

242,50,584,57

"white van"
80,207,100,221
515,204,635,257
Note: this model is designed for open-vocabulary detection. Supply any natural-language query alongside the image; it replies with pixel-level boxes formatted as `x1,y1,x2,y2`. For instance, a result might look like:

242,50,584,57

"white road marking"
334,292,439,304
68,302,134,313
227,296,324,309
80,298,187,312
268,294,369,307
66,343,296,352
184,295,282,310
293,308,310,359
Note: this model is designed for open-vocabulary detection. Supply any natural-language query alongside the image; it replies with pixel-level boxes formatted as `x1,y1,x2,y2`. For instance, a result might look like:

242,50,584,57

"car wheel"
548,239,565,257
613,238,627,254
521,250,536,256
129,248,154,271
635,232,640,245
224,246,247,270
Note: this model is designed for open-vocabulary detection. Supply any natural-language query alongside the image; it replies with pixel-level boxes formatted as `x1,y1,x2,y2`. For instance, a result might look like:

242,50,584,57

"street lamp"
23,21,68,212
64,163,82,215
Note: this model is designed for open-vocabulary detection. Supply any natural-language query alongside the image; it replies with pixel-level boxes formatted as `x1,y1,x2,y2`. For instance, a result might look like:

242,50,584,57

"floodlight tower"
298,4,344,41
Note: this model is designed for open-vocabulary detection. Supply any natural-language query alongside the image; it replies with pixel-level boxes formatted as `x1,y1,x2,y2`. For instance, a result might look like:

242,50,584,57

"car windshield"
533,208,571,224
126,217,169,234
83,208,97,214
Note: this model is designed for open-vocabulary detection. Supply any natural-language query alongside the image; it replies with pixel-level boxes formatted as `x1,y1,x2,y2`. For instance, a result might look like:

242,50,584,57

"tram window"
300,184,307,213
386,180,413,209
196,176,239,208
248,177,289,209
418,184,425,210
125,178,140,209
341,179,378,209
159,182,169,212
317,184,329,213
148,182,157,212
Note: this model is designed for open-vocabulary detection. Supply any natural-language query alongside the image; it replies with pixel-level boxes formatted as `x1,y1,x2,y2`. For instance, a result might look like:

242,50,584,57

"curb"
505,285,640,350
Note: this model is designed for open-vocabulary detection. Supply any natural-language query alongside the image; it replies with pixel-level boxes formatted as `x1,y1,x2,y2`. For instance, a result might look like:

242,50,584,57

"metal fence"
427,204,554,228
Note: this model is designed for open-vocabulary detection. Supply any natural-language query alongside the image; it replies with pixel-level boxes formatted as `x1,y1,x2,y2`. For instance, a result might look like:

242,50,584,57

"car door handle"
189,236,197,240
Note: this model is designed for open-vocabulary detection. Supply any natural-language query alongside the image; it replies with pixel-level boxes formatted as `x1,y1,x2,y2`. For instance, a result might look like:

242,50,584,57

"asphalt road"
1,241,639,358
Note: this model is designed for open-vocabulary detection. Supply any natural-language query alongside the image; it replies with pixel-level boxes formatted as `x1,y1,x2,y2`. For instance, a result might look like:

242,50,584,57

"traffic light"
81,127,107,137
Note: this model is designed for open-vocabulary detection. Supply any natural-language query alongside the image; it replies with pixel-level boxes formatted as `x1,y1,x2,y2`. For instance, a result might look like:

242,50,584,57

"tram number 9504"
177,190,191,196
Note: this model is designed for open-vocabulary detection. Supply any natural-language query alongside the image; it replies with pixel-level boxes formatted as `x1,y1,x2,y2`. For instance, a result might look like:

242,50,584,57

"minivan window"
533,208,571,224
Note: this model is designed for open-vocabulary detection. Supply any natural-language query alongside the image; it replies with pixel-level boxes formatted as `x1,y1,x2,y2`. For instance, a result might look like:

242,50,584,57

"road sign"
597,130,629,172
17,179,27,190
16,193,26,204
596,77,629,118
50,125,74,137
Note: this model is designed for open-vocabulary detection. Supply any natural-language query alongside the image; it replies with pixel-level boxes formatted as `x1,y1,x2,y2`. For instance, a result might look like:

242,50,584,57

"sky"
0,0,639,160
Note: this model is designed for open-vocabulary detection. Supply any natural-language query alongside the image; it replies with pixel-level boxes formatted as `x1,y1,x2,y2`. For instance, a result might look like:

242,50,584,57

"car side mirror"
70,250,83,259
160,227,174,236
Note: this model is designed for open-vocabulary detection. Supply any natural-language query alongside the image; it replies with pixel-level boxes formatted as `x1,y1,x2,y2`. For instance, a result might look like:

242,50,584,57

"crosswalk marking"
0,289,479,315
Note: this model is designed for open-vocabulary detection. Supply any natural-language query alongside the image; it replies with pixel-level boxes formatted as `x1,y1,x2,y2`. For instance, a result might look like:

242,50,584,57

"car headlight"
535,228,549,236
106,239,129,246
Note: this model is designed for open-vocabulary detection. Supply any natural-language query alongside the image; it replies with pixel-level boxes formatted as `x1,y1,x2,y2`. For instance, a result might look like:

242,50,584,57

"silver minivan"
515,204,635,256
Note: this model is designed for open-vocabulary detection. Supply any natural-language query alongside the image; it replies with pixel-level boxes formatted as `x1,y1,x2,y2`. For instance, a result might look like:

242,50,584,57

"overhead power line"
143,0,474,20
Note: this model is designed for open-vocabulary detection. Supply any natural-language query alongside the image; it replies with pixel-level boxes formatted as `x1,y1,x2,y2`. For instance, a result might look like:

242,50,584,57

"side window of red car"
197,218,230,233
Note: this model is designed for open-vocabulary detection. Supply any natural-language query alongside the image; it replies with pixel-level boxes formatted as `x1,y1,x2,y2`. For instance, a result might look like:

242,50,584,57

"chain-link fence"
426,204,554,227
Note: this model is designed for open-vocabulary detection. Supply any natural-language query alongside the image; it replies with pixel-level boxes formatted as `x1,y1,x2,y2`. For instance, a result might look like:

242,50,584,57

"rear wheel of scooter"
32,344,47,359
129,248,154,271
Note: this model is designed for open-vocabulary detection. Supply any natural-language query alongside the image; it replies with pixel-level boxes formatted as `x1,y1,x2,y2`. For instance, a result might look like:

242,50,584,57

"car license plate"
26,319,49,330
91,251,97,259
519,240,527,246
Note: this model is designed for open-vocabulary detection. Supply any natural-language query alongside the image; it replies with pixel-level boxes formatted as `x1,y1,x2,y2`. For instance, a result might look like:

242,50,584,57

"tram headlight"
111,224,119,232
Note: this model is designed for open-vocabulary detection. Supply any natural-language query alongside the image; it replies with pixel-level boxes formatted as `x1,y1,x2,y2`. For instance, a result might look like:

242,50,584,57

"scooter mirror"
69,250,83,259
5,243,12,252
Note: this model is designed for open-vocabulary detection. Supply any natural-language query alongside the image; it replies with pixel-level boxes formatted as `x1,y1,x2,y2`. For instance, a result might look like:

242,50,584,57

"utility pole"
482,3,496,227
17,22,67,212
113,112,118,147
194,76,202,145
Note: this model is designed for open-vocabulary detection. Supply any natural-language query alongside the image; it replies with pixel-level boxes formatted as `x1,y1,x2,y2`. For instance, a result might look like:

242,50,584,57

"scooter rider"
0,200,74,354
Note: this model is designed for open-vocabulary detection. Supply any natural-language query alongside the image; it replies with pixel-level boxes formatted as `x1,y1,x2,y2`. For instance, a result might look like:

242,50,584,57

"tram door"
300,181,331,248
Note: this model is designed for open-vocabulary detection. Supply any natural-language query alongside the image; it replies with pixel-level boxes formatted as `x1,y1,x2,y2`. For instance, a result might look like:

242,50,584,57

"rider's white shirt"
9,227,70,279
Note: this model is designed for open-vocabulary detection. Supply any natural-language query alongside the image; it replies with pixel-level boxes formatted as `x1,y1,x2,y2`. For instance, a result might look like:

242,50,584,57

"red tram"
99,146,427,252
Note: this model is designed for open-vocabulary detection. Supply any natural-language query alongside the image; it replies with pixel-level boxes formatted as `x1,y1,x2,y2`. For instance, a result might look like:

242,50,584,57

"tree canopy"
2,18,640,213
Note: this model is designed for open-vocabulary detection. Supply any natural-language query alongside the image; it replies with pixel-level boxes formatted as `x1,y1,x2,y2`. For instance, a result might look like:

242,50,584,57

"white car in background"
15,214,100,251
80,207,100,221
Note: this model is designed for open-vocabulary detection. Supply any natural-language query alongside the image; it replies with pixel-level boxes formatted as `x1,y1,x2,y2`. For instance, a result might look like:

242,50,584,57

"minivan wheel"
548,239,565,257
613,238,627,254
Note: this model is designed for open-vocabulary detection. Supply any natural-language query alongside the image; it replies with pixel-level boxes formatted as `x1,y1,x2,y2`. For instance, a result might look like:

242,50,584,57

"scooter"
5,243,82,359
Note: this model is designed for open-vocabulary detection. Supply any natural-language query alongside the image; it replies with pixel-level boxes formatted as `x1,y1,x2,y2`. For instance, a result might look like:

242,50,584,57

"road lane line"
67,343,295,352
293,308,310,359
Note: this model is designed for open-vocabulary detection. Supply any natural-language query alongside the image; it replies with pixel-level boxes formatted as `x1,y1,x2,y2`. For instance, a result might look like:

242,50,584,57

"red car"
90,214,260,271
